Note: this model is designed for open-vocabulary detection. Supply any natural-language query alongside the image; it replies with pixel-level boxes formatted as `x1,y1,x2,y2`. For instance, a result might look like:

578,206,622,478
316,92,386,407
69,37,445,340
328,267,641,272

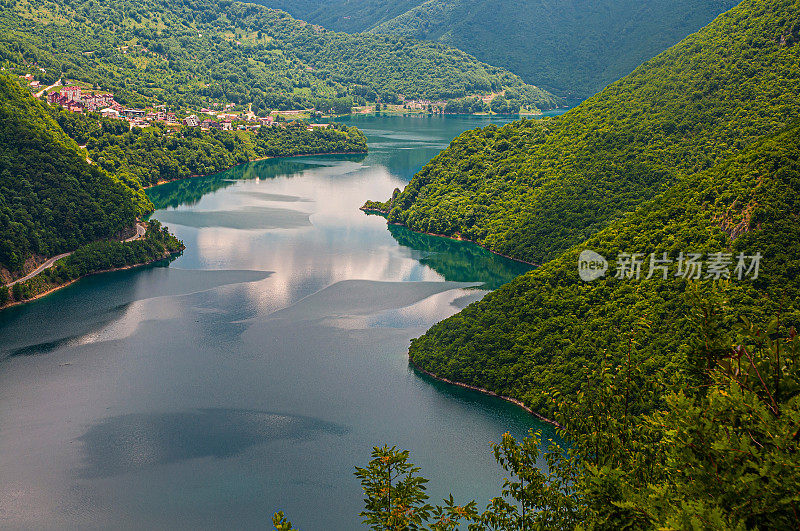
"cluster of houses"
48,86,119,113
397,96,446,111
38,82,326,132
45,85,180,127
182,114,277,131
21,73,41,90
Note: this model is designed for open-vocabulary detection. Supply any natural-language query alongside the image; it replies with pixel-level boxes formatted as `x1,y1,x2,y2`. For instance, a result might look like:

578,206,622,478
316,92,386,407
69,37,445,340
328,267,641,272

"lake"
0,114,561,530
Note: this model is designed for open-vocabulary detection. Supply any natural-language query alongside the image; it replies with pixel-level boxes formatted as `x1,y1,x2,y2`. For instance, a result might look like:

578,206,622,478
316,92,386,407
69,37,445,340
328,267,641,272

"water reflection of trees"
146,154,367,210
387,224,532,290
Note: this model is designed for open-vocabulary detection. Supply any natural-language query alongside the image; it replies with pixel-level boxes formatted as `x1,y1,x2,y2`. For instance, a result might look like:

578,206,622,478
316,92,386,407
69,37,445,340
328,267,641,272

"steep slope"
0,75,148,274
246,0,738,98
368,0,800,265
248,0,427,34
409,120,800,416
1,0,561,111
371,0,740,98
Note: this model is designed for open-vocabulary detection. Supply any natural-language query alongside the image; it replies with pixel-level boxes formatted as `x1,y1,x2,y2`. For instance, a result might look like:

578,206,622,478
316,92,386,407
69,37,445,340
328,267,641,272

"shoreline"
360,208,539,267
409,360,563,429
3,149,366,305
0,250,181,311
144,150,368,189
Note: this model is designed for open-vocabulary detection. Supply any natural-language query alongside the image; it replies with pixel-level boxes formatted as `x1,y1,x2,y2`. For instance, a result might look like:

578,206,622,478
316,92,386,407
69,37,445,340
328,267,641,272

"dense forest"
345,1,800,526
0,73,148,275
0,0,561,112
53,107,367,188
249,0,738,98
409,121,800,416
368,0,800,266
249,0,426,34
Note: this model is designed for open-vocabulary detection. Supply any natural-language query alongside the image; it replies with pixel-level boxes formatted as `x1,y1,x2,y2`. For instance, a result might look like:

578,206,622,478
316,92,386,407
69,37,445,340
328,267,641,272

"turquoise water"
0,114,556,529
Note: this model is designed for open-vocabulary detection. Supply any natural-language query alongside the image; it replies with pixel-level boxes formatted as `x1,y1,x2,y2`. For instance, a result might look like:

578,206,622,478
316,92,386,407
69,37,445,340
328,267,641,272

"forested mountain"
248,0,738,98
409,120,800,416
368,2,800,521
53,107,367,188
0,74,148,274
367,0,800,266
0,0,560,111
250,0,427,34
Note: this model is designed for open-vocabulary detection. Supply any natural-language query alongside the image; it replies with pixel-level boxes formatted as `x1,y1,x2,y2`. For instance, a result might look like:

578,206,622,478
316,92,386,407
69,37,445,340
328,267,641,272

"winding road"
7,222,147,287
35,78,61,98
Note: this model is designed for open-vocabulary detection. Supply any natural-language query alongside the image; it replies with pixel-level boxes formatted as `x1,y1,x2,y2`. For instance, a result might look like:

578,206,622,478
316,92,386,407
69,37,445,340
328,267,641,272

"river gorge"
0,114,563,530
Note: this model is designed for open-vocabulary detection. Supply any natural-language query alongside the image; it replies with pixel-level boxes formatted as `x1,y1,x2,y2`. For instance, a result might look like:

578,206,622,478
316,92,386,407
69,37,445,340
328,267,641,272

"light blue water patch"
266,279,481,322
153,205,311,230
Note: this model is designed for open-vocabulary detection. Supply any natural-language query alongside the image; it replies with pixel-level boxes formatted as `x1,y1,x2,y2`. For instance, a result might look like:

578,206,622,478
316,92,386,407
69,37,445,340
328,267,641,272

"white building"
100,107,120,118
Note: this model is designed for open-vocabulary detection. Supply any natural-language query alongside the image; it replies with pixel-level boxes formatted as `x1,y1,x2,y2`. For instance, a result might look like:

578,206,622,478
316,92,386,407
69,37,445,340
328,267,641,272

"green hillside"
0,74,148,274
52,107,367,188
408,119,800,417
247,0,738,99
0,0,561,111
248,0,427,34
368,0,800,266
371,0,740,98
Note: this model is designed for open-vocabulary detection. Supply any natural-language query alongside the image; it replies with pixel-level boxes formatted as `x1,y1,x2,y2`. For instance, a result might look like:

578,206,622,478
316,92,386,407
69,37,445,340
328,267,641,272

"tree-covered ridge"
248,0,428,34
408,120,800,417
370,0,740,98
372,0,800,266
247,0,738,99
0,73,149,274
52,108,367,188
0,0,561,111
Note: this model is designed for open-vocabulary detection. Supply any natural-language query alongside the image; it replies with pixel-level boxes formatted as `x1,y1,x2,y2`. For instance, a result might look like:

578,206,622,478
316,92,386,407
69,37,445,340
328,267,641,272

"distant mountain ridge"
247,0,740,98
0,0,561,111
367,0,800,266
250,0,427,33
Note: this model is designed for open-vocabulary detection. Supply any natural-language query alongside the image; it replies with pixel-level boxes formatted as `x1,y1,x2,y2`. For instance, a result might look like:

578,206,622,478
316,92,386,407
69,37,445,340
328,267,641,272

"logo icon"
578,250,608,282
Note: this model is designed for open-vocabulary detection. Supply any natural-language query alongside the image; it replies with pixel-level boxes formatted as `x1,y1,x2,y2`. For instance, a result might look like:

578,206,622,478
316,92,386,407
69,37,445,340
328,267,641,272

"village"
19,73,337,132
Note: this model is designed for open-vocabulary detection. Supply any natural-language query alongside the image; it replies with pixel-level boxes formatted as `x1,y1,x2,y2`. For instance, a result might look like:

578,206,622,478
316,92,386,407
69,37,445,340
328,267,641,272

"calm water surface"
0,114,559,530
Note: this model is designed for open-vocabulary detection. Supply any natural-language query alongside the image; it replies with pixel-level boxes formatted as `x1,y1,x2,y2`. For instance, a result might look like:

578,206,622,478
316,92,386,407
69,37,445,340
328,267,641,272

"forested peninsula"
53,107,367,188
368,0,800,266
